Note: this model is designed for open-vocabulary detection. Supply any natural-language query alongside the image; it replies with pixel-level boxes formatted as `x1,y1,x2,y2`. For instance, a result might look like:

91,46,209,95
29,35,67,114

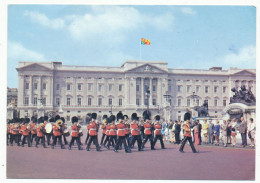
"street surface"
6,132,255,180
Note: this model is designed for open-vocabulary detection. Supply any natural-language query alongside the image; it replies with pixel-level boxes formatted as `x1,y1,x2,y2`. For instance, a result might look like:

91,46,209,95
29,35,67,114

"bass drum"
79,129,83,136
63,129,70,137
45,123,53,134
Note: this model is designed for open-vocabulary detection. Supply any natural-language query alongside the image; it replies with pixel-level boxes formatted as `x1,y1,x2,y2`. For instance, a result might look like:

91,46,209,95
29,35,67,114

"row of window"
63,97,123,106
64,83,124,92
177,85,228,93
25,83,47,90
177,99,227,107
24,97,46,106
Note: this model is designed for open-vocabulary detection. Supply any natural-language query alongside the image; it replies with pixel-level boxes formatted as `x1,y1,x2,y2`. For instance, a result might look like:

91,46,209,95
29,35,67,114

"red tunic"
101,124,106,134
125,124,130,135
105,125,110,136
30,123,37,134
11,125,19,135
37,126,45,137
109,124,117,136
88,121,97,136
117,123,125,136
131,123,140,136
144,123,152,135
183,123,192,137
71,124,81,137
20,124,30,136
53,125,62,136
154,124,162,135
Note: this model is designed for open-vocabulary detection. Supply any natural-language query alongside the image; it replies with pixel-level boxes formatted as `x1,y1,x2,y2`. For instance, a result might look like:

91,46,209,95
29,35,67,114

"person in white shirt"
247,118,255,147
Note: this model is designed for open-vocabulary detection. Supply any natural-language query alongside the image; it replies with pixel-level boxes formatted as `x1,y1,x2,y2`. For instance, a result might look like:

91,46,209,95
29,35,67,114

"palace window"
153,85,156,92
43,83,46,90
67,98,71,106
42,97,46,105
187,86,191,93
168,85,172,92
56,84,60,90
98,84,102,91
88,83,92,91
67,84,71,91
88,98,92,106
223,87,226,93
196,99,200,106
205,86,209,93
25,83,29,90
33,97,37,106
109,84,113,91
119,98,122,106
98,98,102,106
187,99,190,106
78,84,82,91
24,97,29,105
214,99,218,106
223,100,226,107
108,98,112,105
144,99,148,106
214,86,218,93
56,98,60,106
77,97,82,106
136,98,140,106
196,86,200,93
177,86,182,92
178,99,181,107
153,99,156,106
34,83,38,90
119,84,123,92
136,85,140,92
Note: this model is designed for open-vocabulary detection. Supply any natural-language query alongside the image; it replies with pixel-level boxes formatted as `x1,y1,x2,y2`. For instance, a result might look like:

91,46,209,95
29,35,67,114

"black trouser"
198,132,202,144
36,136,46,147
63,134,68,144
142,134,154,149
175,132,180,144
192,131,195,142
87,136,100,150
104,135,110,146
46,133,53,145
100,134,106,145
10,134,20,146
69,137,81,149
125,134,130,146
115,136,129,152
31,134,37,144
179,136,197,152
22,135,32,147
108,135,117,148
85,133,90,145
130,135,142,150
52,136,64,148
153,135,165,149
241,133,247,146
7,133,11,145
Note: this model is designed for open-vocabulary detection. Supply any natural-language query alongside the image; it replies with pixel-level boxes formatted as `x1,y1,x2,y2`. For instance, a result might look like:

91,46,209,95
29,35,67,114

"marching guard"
86,113,101,151
36,117,47,148
179,120,199,153
51,115,65,149
108,115,117,149
21,118,32,147
153,115,166,149
130,113,142,151
142,117,155,150
69,116,83,150
100,115,107,146
30,117,38,145
10,118,20,146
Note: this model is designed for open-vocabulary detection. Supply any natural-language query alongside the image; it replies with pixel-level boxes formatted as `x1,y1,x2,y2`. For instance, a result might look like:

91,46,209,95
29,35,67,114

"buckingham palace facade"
16,61,256,122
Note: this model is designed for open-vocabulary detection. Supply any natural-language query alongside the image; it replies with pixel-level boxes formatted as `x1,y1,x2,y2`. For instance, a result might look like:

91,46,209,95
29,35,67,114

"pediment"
17,63,52,71
126,64,168,73
231,70,255,76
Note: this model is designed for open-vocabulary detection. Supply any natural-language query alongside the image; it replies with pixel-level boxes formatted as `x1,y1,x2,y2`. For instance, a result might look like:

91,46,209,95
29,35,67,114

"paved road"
6,133,255,180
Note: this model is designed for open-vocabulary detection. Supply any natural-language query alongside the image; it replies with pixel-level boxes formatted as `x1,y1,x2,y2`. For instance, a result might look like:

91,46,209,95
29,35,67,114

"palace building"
16,61,256,123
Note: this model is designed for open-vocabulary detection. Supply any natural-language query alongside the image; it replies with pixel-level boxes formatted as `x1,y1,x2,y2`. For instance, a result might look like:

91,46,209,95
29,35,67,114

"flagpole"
140,41,142,61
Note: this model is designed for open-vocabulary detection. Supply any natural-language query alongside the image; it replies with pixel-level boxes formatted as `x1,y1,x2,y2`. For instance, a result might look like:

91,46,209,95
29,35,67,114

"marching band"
6,111,179,153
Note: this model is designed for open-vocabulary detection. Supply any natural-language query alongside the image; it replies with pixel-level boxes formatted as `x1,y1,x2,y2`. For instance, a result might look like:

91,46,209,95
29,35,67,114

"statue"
230,85,256,106
194,100,209,117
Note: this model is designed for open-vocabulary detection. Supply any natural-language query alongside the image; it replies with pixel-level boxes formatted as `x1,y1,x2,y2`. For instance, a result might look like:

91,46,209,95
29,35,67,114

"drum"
63,129,70,137
45,123,53,134
79,129,83,136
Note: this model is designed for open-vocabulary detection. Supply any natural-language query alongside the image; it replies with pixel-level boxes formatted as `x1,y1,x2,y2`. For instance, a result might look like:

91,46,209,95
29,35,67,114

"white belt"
110,129,117,131
71,130,78,132
118,129,125,130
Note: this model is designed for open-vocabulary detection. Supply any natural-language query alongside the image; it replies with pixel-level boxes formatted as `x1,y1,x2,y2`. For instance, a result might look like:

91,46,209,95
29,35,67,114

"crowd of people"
160,117,255,148
6,113,255,154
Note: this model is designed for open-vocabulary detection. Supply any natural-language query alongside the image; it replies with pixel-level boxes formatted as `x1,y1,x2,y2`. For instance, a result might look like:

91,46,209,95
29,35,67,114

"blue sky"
8,5,256,88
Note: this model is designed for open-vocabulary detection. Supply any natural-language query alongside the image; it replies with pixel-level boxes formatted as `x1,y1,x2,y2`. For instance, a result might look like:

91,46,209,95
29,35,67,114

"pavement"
6,132,255,180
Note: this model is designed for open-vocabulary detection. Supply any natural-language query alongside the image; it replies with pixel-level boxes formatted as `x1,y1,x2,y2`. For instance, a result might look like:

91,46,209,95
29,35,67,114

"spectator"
230,118,238,147
239,117,247,148
213,120,220,146
227,120,232,144
202,120,209,144
208,120,214,144
247,118,255,148
193,122,200,145
221,120,228,147
168,121,174,143
190,119,196,142
175,120,181,144
197,120,202,145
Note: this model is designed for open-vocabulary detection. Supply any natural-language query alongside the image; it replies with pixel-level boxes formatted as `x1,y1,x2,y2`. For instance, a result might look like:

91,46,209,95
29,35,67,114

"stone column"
141,77,144,106
50,76,53,107
18,74,24,107
30,75,33,105
157,78,162,105
93,77,97,106
130,77,137,106
125,77,130,106
149,78,153,106
73,77,76,105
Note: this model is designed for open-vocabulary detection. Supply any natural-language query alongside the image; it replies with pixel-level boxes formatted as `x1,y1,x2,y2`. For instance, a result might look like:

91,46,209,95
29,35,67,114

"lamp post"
145,86,150,114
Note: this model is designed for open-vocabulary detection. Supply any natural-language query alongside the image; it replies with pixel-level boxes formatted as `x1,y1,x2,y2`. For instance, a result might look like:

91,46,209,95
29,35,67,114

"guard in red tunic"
69,116,83,150
130,113,142,151
100,115,108,146
142,117,155,150
153,115,165,149
7,120,12,146
21,118,32,147
86,113,101,151
30,117,38,145
108,115,117,150
179,120,199,153
10,118,20,146
103,118,111,148
36,117,47,148
114,113,131,153
51,115,65,149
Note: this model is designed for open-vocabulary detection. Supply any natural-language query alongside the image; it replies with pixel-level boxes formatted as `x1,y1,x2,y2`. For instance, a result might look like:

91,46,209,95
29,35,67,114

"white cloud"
181,7,197,15
223,45,256,68
24,10,65,30
8,40,47,61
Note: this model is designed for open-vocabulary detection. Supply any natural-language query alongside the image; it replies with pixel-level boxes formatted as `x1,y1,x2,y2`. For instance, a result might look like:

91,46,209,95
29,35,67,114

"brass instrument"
56,119,63,129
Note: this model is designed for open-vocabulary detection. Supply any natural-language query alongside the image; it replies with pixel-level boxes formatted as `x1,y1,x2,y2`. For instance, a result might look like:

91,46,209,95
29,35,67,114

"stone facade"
16,61,256,122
